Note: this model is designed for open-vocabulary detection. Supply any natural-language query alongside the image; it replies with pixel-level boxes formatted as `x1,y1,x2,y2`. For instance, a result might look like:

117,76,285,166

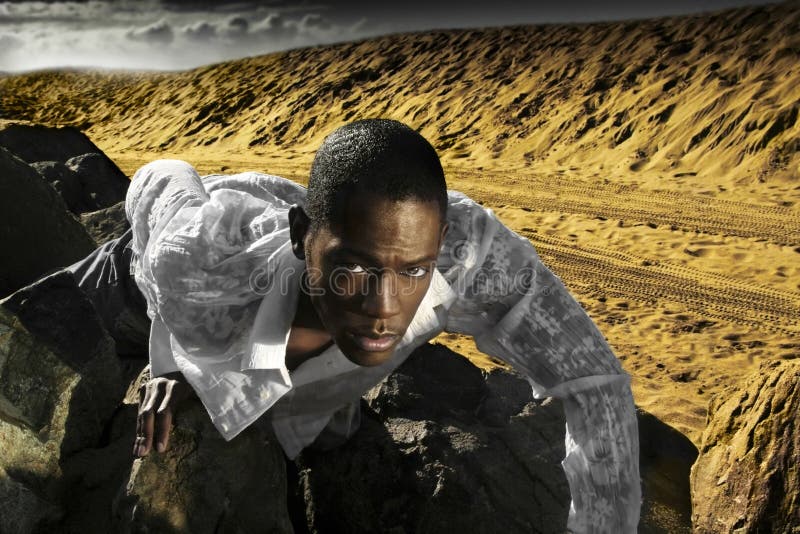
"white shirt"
126,159,641,533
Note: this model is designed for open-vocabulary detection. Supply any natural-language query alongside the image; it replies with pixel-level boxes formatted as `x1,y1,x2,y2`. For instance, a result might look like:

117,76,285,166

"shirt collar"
243,239,305,373
401,266,457,344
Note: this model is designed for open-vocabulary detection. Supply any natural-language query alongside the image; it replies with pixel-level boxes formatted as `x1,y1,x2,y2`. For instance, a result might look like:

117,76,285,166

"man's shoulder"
447,189,487,209
444,189,487,226
202,172,307,206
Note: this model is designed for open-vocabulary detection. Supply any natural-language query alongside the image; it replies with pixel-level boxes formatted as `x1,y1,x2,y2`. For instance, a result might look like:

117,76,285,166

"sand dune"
2,1,799,445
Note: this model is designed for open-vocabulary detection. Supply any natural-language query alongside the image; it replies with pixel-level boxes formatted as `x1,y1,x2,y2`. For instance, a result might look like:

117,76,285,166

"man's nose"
361,271,401,318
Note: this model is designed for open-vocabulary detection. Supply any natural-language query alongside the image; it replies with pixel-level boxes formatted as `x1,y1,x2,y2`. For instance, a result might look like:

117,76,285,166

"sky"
0,0,782,73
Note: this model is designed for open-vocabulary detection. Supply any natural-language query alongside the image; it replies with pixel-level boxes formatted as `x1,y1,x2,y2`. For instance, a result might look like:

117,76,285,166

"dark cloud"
180,12,303,44
251,13,297,39
222,15,249,36
183,20,216,40
126,19,175,45
0,0,781,72
157,0,300,13
0,0,111,24
296,13,331,32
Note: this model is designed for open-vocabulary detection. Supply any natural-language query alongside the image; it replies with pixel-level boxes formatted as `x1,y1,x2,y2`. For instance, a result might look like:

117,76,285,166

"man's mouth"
346,332,399,352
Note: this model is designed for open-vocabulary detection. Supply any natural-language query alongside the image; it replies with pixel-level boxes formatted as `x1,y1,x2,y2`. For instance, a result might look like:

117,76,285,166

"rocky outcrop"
29,161,83,213
114,368,293,534
80,200,130,244
0,271,292,534
30,156,128,215
0,123,129,214
0,122,105,167
293,348,570,533
65,152,129,212
638,409,697,533
292,343,697,534
0,270,130,533
690,360,800,534
0,147,96,297
0,122,135,296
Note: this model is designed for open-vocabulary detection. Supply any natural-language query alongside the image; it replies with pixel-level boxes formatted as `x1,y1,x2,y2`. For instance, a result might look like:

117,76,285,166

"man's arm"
126,160,210,456
126,160,299,455
439,192,641,533
126,159,209,377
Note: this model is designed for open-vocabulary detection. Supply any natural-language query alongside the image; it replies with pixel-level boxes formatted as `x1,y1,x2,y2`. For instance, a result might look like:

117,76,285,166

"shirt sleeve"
125,159,296,440
126,159,209,377
439,191,641,533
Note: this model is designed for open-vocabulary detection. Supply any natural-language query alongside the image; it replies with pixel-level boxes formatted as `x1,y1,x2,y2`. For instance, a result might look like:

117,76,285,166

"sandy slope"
2,2,800,445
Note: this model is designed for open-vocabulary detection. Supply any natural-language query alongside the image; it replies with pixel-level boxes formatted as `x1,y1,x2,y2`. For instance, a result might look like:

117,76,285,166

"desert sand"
1,2,799,446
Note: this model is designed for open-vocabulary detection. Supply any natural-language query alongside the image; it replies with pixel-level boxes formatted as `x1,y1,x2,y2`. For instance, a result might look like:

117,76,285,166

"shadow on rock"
0,147,95,297
113,367,293,534
0,269,133,533
291,343,698,534
0,123,129,215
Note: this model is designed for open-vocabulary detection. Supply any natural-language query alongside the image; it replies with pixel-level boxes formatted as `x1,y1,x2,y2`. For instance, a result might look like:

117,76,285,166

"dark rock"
66,153,129,211
81,200,130,245
113,369,293,534
690,360,800,534
0,147,96,298
2,270,115,373
638,409,697,533
0,123,103,165
0,123,129,213
0,270,129,533
29,161,83,213
0,467,62,534
1,269,291,533
292,343,695,534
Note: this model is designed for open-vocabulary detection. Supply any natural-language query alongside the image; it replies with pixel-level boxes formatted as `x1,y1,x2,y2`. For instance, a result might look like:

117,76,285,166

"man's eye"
404,267,429,278
342,263,366,274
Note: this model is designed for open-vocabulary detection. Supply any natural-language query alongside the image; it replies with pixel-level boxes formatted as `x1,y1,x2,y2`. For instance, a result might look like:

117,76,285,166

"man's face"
292,190,447,367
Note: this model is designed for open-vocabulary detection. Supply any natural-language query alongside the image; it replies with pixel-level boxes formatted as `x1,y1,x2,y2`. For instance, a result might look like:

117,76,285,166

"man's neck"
285,286,333,372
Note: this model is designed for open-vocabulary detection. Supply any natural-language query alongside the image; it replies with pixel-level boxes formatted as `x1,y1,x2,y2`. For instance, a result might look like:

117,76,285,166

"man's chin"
334,336,397,367
337,331,401,366
341,347,395,367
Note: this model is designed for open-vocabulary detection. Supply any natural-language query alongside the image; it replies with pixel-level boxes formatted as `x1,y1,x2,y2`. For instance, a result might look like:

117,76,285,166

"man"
76,119,640,532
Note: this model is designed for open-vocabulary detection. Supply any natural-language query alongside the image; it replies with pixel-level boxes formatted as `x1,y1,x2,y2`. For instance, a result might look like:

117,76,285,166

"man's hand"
133,371,194,458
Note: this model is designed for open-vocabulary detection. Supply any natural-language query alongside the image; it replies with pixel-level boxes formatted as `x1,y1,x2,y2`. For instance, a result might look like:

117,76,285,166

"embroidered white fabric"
126,159,641,533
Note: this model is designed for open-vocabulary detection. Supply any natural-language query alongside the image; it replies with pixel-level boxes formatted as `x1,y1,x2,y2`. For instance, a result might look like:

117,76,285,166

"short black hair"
306,119,447,229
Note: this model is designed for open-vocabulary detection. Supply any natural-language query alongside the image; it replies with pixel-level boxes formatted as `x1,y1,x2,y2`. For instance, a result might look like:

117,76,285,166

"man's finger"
133,385,149,457
155,407,173,453
136,380,163,457
154,381,176,453
140,380,162,414
159,380,175,413
133,418,142,457
139,403,156,457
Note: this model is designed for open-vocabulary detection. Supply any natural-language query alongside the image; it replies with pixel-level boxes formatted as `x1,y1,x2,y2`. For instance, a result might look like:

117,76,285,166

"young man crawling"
70,119,640,533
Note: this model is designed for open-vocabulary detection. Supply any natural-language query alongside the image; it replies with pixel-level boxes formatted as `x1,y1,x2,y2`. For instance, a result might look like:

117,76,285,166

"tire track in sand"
448,169,800,247
520,230,800,336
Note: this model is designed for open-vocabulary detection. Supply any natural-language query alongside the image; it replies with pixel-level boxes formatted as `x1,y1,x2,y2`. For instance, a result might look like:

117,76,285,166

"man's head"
289,119,448,367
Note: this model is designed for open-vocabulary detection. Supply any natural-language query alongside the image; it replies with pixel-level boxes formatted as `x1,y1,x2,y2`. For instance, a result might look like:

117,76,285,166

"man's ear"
288,205,311,260
438,222,449,251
